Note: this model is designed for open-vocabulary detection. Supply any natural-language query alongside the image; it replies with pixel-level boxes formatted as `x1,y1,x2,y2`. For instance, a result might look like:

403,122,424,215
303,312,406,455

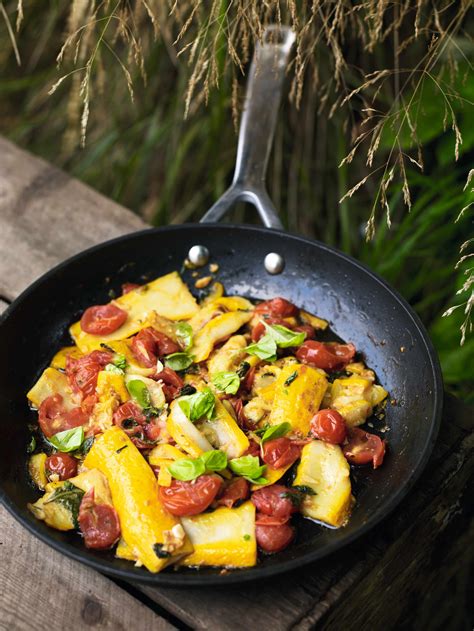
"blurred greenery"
0,1,472,400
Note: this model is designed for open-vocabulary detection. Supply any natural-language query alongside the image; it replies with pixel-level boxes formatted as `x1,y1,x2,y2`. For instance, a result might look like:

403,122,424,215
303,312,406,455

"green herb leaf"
27,436,36,453
113,353,127,371
175,322,193,350
243,534,251,541
200,450,228,472
284,371,298,387
293,485,316,496
264,323,306,348
237,361,251,378
261,422,292,444
280,490,303,507
153,543,171,559
49,427,84,453
168,457,205,481
178,387,215,422
164,352,194,371
126,379,151,409
211,371,240,395
229,455,267,484
245,334,277,361
105,363,124,375
116,445,128,454
180,384,197,396
44,481,84,527
75,436,94,457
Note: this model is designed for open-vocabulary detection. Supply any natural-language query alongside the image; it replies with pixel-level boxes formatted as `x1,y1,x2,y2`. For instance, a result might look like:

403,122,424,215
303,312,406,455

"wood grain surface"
0,136,472,631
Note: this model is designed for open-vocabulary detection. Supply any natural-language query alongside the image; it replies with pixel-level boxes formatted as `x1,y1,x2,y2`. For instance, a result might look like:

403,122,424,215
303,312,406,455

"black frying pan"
0,27,442,586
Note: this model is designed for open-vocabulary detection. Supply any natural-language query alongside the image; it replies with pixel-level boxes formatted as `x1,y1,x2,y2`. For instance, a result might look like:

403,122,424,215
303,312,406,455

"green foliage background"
0,1,472,401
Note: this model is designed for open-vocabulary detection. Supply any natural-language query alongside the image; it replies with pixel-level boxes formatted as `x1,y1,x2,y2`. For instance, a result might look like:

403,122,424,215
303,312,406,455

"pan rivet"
188,245,210,267
264,252,285,275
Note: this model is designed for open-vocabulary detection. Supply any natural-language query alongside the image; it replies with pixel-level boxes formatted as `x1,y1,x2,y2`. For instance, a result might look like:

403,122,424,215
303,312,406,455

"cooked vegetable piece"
28,480,85,530
300,310,329,330
192,311,253,362
292,440,352,527
84,426,193,572
29,453,48,489
50,345,83,370
166,399,213,457
208,335,247,375
197,398,249,459
70,272,199,352
27,367,75,410
328,375,388,427
268,364,328,434
180,501,257,567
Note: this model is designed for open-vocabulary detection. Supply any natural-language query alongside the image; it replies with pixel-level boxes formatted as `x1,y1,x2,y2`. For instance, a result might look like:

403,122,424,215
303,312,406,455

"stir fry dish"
26,271,388,572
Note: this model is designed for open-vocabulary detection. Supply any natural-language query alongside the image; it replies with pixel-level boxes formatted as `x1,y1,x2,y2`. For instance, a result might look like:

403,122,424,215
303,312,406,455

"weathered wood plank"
0,507,175,631
0,136,145,300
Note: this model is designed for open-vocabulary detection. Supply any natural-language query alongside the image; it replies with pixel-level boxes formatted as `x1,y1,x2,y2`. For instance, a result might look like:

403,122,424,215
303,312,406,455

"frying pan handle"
200,25,295,230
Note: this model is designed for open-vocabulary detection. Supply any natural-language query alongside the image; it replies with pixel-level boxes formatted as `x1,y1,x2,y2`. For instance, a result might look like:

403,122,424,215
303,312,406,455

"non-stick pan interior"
0,224,442,585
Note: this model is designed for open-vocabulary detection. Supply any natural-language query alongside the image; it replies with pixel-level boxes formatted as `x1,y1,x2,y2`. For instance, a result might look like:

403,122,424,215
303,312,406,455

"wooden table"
0,136,472,631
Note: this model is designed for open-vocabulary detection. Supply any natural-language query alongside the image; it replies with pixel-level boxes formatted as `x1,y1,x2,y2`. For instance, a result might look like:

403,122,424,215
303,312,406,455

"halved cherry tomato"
310,409,347,444
261,437,302,470
113,401,156,449
343,427,386,468
243,438,261,458
255,298,299,318
229,397,255,431
255,513,295,553
159,475,223,516
121,282,140,295
38,394,89,438
45,453,78,480
132,327,180,368
251,484,299,519
293,324,316,340
66,350,112,399
154,367,184,402
80,304,127,335
296,341,356,371
78,488,121,549
217,478,249,508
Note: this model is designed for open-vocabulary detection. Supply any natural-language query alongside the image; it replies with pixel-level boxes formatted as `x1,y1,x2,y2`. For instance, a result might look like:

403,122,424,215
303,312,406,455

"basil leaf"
236,361,250,378
75,435,94,456
27,435,36,453
200,450,227,472
105,363,124,375
211,371,240,395
113,353,127,371
154,543,171,559
49,427,84,453
229,455,267,484
245,334,277,361
178,387,215,422
165,352,194,372
175,322,193,350
280,490,303,507
293,485,316,495
284,371,298,387
261,422,292,444
126,379,151,409
168,457,205,481
264,323,306,348
44,481,84,528
180,384,197,396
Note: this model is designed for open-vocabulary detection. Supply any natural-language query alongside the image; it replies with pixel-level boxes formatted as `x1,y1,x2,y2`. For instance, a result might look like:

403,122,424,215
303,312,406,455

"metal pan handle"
200,25,295,230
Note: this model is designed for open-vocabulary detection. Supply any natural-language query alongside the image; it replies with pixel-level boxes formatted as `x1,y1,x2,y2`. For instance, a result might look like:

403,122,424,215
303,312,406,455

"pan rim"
0,223,444,586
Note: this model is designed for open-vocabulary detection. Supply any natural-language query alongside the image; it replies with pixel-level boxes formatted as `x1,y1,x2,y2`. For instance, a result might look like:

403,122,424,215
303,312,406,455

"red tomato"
296,341,356,371
343,427,386,468
310,409,347,444
251,484,299,519
159,475,223,516
244,438,261,458
261,437,302,470
45,453,78,480
121,282,140,295
80,304,127,335
113,401,156,449
78,489,121,549
154,367,184,402
251,316,287,342
229,397,255,431
255,514,295,553
38,394,89,438
132,327,180,368
66,350,112,399
255,298,299,318
242,366,257,392
217,478,249,508
293,324,316,340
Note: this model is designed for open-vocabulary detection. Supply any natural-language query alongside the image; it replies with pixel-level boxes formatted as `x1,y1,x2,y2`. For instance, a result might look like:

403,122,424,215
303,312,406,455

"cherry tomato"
45,453,78,480
343,427,386,468
310,409,347,444
217,478,249,508
242,366,257,392
78,489,121,549
255,298,299,318
113,401,155,449
159,475,223,516
261,437,302,470
244,438,261,458
154,367,184,401
121,282,140,295
229,397,255,431
296,341,356,371
251,316,287,342
255,514,295,553
293,324,316,340
251,484,299,519
66,350,112,399
38,394,89,438
132,327,180,368
80,304,127,335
